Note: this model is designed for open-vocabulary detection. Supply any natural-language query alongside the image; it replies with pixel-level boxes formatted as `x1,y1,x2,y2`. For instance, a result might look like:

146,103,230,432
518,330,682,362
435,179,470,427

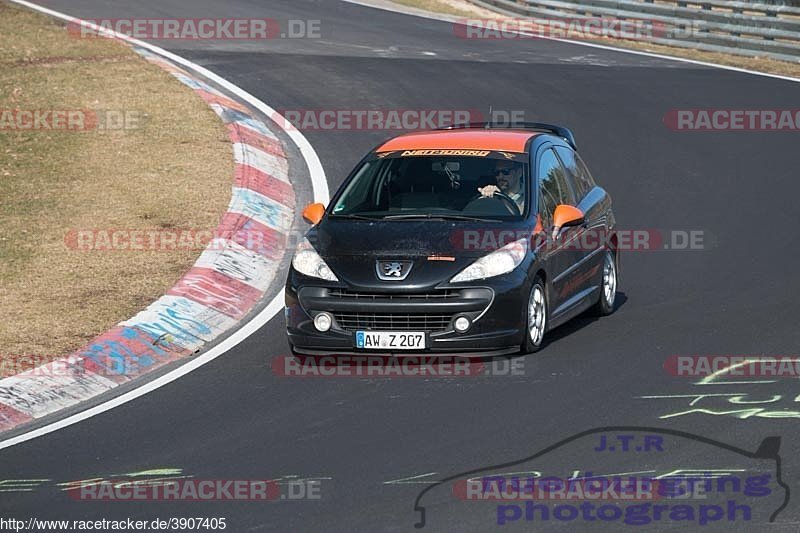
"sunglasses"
495,168,513,176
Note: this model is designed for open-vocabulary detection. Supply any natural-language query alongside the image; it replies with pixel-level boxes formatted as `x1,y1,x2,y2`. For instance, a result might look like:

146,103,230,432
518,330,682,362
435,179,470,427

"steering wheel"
469,191,520,215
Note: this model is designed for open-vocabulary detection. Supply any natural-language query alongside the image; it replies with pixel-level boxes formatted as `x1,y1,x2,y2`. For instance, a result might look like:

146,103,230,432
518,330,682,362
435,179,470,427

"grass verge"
0,1,233,367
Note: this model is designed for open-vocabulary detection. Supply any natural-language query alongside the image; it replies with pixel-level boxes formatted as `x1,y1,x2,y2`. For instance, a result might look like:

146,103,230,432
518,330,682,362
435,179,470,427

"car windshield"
331,152,529,220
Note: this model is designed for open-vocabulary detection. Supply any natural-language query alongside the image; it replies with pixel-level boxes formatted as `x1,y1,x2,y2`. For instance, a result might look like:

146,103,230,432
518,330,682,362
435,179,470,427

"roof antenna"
486,106,492,128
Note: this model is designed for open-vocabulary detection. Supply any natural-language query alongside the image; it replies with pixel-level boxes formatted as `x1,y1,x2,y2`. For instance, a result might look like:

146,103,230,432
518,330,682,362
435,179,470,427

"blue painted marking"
79,327,169,376
231,188,292,231
219,109,271,135
172,73,216,94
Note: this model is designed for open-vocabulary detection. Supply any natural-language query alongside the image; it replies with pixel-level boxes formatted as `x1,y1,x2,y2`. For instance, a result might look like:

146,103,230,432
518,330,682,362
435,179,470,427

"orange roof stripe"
376,130,539,153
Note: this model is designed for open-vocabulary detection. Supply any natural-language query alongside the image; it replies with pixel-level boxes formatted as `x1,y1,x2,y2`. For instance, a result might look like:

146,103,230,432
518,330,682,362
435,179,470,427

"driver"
477,160,525,213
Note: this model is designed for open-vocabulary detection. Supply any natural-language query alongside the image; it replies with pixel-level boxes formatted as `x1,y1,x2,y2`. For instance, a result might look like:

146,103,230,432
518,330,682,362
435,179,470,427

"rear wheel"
521,277,547,354
591,250,617,316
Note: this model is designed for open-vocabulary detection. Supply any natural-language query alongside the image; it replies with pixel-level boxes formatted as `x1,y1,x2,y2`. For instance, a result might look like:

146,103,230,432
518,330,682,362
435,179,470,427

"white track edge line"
0,0,329,450
341,0,800,84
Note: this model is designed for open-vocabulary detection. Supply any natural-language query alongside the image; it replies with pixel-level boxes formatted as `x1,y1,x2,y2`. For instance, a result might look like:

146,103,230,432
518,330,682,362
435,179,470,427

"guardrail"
465,0,800,63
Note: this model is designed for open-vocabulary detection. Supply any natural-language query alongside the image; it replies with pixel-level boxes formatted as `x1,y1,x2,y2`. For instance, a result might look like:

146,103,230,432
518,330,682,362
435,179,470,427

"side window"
574,152,598,193
554,146,592,201
537,148,573,227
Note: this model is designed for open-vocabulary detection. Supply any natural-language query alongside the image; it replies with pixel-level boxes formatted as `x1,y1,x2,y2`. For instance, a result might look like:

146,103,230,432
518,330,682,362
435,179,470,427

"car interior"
375,157,526,216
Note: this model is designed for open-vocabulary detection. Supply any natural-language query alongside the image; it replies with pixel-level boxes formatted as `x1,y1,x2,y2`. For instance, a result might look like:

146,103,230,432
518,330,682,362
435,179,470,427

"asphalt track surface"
2,1,800,531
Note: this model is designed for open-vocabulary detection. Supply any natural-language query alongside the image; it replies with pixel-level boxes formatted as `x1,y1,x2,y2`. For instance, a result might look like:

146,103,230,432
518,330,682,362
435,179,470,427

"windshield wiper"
329,213,380,220
382,213,500,222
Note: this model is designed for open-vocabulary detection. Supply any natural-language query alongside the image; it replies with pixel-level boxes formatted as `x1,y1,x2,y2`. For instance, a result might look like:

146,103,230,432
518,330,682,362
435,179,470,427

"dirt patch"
0,1,234,366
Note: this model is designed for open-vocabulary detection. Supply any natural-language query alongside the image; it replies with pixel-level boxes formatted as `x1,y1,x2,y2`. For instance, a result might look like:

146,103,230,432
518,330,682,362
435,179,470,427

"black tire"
521,276,548,354
591,249,617,316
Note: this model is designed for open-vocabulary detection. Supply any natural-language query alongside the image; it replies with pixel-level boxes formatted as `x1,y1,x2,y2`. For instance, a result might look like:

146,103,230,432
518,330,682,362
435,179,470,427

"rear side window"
537,148,574,227
554,146,596,200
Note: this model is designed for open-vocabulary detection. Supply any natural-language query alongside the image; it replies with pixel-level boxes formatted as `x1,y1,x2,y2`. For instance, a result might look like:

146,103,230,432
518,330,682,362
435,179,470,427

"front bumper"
285,272,528,357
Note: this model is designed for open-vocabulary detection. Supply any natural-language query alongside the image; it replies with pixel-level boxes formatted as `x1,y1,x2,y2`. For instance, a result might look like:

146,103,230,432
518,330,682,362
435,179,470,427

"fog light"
454,316,471,333
314,312,332,332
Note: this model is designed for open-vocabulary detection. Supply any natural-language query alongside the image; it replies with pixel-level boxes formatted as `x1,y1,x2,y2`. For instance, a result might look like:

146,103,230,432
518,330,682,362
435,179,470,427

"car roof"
375,129,542,154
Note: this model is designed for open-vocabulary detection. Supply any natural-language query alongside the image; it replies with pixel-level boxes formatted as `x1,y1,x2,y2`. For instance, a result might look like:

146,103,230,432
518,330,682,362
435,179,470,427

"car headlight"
292,238,338,281
450,238,527,283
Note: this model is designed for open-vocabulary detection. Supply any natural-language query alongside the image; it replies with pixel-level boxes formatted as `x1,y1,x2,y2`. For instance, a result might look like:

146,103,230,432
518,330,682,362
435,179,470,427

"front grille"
333,312,452,331
327,289,460,301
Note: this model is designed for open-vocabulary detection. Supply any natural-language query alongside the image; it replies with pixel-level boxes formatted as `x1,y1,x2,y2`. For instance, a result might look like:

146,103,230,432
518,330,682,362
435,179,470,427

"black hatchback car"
285,123,617,356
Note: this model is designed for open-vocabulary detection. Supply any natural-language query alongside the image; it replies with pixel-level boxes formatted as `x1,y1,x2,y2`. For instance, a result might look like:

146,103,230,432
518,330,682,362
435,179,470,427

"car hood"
305,219,531,290
309,219,529,258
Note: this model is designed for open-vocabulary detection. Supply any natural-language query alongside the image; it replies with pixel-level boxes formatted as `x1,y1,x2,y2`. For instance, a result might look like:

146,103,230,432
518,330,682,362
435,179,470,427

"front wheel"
591,249,617,316
521,277,547,354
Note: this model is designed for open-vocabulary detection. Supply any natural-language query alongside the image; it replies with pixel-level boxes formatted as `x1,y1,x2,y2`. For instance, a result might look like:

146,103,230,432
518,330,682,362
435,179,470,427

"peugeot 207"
285,123,618,356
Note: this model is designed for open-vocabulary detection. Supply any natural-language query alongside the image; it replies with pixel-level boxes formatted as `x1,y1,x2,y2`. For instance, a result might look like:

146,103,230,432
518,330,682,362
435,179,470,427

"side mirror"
553,204,585,229
302,203,326,225
551,205,584,240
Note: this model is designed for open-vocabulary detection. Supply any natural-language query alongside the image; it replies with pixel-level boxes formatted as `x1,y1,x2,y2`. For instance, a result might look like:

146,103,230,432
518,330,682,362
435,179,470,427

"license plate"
355,331,426,350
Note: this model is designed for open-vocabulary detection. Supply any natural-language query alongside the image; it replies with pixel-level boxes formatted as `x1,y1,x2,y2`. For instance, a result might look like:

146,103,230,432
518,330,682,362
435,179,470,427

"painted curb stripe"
0,38,295,429
230,118,282,144
216,211,287,261
215,108,274,137
0,366,117,419
227,123,285,158
76,325,191,385
170,73,221,94
0,405,33,432
195,89,251,114
137,52,191,76
121,295,240,352
228,187,293,232
233,143,290,180
192,239,281,293
167,267,264,320
236,164,296,208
